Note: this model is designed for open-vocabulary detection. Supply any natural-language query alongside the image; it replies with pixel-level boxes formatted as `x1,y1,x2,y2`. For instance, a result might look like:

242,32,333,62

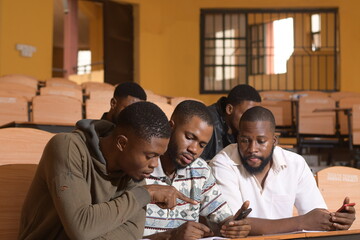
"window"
77,50,91,74
200,9,339,93
311,14,321,51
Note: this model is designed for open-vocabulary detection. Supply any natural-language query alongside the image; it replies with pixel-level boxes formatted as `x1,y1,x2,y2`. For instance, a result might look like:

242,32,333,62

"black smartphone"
235,208,252,220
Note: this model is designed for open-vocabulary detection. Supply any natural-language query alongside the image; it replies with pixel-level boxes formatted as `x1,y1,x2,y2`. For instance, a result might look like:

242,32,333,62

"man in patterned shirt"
143,100,251,240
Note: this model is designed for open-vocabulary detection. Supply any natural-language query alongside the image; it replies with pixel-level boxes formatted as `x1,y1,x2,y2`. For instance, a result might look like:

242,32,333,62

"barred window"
200,9,339,93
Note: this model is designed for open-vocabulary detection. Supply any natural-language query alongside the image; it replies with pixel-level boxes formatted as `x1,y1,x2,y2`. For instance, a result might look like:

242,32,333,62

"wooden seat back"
152,102,175,120
32,95,82,124
46,78,81,90
338,97,360,135
170,97,204,107
261,92,293,127
0,128,53,165
352,104,360,146
294,91,329,99
0,164,38,239
316,166,360,229
81,81,114,95
147,92,169,104
0,96,28,125
40,86,83,102
298,96,336,135
330,92,360,102
0,74,38,90
0,83,37,101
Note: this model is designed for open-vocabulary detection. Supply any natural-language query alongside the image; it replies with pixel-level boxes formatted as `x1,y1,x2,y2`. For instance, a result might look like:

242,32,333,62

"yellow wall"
1,0,360,105
117,0,360,105
0,0,53,80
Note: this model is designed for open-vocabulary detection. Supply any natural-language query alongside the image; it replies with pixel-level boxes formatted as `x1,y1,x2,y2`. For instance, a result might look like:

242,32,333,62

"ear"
116,135,128,151
225,103,233,115
273,134,279,146
110,98,117,110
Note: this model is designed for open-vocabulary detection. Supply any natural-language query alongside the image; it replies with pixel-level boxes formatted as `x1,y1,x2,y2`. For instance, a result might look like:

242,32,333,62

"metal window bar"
200,8,339,93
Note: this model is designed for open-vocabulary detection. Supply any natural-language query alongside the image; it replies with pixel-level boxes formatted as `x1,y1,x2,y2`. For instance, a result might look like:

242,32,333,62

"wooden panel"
0,74,38,90
32,95,82,124
0,128,53,165
298,96,336,135
0,164,38,239
147,92,169,104
0,83,37,101
85,99,109,119
46,77,81,90
81,81,114,95
170,97,204,107
338,97,360,135
40,86,83,102
352,104,360,146
153,102,175,120
316,166,360,230
294,91,329,99
260,90,292,100
330,92,360,102
88,89,113,102
262,100,292,126
0,96,28,125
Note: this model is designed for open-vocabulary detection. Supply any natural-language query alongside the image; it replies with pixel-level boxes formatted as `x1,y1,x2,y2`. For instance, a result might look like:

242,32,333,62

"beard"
166,139,187,170
239,146,274,174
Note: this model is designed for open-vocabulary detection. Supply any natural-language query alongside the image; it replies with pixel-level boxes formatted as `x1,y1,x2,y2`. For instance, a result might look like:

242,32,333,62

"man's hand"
170,222,214,240
220,201,251,238
144,185,198,209
299,208,333,231
330,197,356,230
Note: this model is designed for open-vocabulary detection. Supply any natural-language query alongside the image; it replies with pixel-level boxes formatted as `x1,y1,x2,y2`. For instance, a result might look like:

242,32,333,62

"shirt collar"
271,146,287,174
150,158,186,179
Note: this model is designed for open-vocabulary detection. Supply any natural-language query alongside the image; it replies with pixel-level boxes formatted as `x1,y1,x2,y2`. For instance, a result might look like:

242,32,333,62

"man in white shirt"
211,106,356,235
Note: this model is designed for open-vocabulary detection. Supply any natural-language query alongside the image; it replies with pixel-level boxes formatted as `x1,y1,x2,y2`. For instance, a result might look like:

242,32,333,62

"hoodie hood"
75,119,115,164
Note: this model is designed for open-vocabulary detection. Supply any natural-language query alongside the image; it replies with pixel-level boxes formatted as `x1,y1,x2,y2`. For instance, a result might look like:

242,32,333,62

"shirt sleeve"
199,164,233,223
210,153,244,214
93,207,146,240
43,134,151,240
294,155,327,214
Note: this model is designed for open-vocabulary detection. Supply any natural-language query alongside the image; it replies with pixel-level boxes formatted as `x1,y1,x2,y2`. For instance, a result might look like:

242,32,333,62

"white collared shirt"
210,145,327,219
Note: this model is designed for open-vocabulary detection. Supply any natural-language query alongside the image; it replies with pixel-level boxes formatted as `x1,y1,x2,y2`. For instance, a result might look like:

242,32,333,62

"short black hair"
227,84,261,106
240,106,276,132
116,101,171,141
114,82,147,101
171,100,213,126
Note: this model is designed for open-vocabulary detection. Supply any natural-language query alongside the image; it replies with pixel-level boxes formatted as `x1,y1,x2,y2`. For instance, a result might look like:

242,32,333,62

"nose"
149,157,159,169
248,140,259,154
187,142,198,156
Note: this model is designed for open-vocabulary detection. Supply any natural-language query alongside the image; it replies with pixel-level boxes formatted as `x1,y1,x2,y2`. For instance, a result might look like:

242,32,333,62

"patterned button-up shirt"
143,158,233,236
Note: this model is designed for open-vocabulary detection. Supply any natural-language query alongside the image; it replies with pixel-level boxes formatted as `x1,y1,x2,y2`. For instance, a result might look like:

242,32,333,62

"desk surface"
0,121,75,133
313,107,352,113
231,229,360,240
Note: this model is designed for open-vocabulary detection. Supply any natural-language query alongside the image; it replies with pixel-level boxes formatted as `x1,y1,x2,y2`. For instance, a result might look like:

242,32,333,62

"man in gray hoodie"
19,102,197,240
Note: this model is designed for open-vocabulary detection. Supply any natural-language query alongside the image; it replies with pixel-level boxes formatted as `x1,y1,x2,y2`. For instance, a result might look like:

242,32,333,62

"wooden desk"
231,229,360,240
0,121,75,133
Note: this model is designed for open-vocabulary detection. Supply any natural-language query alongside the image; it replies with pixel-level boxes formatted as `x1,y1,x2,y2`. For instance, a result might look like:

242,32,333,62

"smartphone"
235,208,252,220
336,203,356,212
